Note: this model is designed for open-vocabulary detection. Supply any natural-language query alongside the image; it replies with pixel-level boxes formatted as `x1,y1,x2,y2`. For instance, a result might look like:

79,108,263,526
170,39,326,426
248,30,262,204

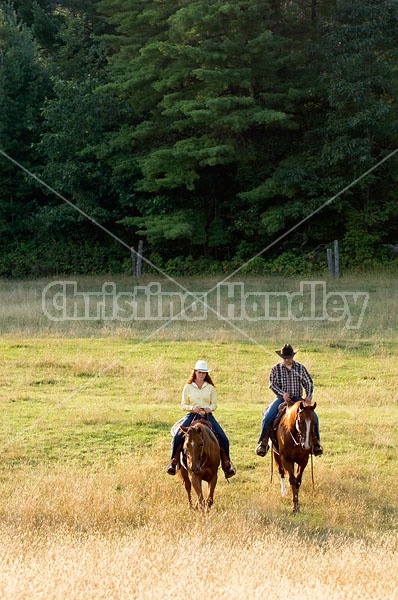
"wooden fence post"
327,248,334,278
326,240,340,278
334,239,340,279
136,240,143,278
131,247,136,276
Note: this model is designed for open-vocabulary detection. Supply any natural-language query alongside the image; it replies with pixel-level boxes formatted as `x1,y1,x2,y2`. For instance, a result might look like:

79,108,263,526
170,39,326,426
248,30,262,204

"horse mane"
197,423,219,454
283,401,316,430
283,401,302,429
184,422,218,456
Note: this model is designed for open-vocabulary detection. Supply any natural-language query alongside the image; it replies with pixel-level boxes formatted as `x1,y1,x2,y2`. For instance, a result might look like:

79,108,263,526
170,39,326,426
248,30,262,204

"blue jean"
258,396,320,442
171,413,230,459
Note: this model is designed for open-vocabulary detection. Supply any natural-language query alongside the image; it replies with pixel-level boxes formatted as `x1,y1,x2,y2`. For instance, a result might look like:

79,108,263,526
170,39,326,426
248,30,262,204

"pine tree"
0,3,50,264
98,0,309,258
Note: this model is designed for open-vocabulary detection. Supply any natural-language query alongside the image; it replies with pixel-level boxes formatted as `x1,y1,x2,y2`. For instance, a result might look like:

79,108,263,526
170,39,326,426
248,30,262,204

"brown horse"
178,421,221,511
273,401,316,513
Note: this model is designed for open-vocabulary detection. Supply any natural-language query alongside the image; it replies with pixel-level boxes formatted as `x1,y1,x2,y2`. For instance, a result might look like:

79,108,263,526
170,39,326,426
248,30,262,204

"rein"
186,416,211,472
290,428,302,446
291,410,312,448
288,414,304,447
310,451,314,489
196,439,207,471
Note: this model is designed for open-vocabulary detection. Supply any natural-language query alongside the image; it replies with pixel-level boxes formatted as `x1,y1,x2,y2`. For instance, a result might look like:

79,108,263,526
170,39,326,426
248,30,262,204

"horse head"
296,401,317,450
181,423,206,474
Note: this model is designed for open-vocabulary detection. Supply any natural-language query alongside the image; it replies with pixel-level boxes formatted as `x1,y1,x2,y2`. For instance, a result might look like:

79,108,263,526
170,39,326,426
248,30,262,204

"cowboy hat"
275,344,297,358
193,360,210,372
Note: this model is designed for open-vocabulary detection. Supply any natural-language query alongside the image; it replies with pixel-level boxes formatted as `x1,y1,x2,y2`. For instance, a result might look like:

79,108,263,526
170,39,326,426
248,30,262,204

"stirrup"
166,460,178,475
312,441,323,456
223,462,236,478
256,442,269,457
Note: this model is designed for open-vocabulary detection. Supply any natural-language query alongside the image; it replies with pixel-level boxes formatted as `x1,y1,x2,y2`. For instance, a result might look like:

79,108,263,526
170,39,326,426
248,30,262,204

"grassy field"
0,273,397,599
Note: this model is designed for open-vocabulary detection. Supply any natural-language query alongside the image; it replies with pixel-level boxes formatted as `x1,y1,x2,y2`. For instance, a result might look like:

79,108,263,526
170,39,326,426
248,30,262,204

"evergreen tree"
248,0,398,266
36,6,129,274
98,0,315,260
309,0,398,266
0,3,50,274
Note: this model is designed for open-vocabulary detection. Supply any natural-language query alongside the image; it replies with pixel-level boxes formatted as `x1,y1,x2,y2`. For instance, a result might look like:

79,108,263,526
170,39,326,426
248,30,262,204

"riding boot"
256,433,270,457
312,435,323,456
219,446,236,479
166,447,181,475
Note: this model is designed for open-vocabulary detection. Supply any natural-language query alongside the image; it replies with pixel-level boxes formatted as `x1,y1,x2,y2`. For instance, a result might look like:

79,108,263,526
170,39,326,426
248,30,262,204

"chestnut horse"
273,401,317,513
178,421,221,511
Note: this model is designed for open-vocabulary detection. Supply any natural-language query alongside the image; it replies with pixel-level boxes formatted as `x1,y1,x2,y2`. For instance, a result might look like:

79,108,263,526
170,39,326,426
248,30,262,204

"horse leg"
295,461,307,490
284,459,299,512
184,479,193,509
278,464,288,498
293,456,309,512
291,477,300,513
191,475,205,511
280,475,288,497
206,473,218,511
179,469,193,509
290,473,300,513
274,451,288,497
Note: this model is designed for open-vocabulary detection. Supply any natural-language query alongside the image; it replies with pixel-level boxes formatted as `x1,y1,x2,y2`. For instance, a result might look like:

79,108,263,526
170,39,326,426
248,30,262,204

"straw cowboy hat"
193,360,210,372
275,344,298,358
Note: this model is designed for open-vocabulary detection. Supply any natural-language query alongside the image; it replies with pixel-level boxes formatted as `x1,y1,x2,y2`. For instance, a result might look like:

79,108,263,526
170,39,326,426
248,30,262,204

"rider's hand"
283,393,291,402
203,407,212,414
192,406,203,414
303,396,312,405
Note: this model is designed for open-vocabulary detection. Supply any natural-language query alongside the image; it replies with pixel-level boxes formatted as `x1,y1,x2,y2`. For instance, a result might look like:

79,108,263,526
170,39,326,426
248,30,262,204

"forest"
0,0,397,277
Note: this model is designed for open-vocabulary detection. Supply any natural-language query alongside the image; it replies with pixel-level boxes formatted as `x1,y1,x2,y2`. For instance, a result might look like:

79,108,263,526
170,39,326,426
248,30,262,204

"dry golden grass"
1,526,396,600
0,457,397,600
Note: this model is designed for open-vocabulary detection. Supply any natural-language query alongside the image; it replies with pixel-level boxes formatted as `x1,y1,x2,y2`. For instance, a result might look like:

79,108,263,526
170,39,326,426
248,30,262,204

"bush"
0,239,127,278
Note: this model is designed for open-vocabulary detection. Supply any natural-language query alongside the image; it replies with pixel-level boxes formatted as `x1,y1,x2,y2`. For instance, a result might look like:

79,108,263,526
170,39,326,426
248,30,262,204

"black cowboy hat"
275,344,297,358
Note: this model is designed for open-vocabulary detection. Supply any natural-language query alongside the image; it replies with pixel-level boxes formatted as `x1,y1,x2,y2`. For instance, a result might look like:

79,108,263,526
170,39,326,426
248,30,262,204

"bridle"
184,425,208,472
290,410,313,449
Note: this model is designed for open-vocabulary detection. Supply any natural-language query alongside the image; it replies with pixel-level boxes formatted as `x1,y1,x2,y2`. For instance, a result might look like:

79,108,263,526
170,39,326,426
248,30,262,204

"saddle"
269,401,291,453
192,416,213,428
273,401,288,431
171,413,213,437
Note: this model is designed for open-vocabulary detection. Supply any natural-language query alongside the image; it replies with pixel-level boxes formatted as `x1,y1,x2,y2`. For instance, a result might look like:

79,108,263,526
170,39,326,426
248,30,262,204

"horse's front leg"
291,482,300,513
283,458,299,512
179,469,193,509
191,474,205,510
280,475,288,497
295,455,309,492
206,473,218,511
274,451,288,497
184,479,193,509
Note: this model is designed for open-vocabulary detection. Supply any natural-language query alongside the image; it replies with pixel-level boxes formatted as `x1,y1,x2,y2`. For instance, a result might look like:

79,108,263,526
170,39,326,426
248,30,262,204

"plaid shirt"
269,361,313,399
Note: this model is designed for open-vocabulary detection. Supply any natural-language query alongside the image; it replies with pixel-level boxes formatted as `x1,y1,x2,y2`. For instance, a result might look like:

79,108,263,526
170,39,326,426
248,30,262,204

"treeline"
0,0,397,277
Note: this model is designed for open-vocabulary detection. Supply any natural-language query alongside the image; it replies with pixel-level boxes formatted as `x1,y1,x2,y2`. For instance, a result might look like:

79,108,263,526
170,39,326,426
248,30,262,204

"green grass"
1,336,397,533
